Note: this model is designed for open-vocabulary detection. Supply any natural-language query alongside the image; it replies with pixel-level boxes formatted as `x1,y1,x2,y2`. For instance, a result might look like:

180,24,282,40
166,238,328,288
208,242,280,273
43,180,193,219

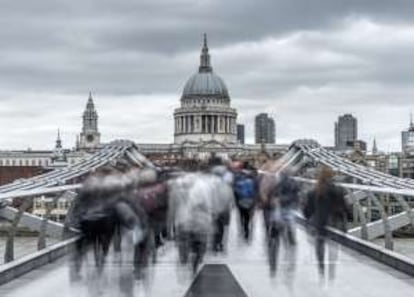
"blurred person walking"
233,162,258,241
259,169,300,277
209,157,234,252
132,168,169,265
304,166,351,279
168,173,212,274
70,168,148,280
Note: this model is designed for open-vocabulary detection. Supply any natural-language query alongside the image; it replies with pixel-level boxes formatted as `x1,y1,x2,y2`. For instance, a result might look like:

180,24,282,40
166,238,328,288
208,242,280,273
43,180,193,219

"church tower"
372,137,378,155
52,129,67,164
79,92,100,150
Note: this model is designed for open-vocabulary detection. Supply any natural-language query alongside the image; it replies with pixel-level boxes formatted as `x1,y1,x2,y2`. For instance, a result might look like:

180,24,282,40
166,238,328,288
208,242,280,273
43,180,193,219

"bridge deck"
1,212,413,297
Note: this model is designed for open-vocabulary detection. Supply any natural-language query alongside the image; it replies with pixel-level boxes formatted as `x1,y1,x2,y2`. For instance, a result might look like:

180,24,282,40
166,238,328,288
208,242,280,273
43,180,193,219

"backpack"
234,175,256,209
79,202,114,234
274,175,299,208
135,182,167,215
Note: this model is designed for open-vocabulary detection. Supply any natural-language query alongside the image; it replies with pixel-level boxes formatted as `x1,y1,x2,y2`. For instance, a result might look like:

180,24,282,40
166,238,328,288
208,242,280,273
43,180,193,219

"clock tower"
79,92,101,150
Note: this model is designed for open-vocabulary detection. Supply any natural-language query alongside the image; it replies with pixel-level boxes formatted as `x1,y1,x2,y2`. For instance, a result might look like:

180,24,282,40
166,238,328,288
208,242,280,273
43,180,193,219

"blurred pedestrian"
304,166,351,279
168,173,212,274
260,169,300,277
209,157,234,252
71,168,147,280
233,162,258,241
132,168,169,265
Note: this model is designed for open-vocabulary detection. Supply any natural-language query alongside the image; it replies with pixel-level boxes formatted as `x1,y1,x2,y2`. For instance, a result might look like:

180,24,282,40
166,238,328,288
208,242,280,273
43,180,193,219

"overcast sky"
1,0,414,151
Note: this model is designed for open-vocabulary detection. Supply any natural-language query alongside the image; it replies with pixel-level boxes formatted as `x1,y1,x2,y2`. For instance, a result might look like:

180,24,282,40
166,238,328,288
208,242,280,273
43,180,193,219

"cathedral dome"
174,35,238,145
181,34,229,100
182,72,229,99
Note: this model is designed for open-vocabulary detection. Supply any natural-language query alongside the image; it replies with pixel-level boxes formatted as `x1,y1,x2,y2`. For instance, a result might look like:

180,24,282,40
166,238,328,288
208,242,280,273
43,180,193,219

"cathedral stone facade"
174,34,237,144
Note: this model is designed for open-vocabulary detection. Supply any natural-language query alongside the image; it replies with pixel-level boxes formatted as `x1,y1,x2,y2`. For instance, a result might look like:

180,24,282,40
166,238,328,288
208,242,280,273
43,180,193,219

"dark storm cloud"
0,0,413,95
1,0,414,149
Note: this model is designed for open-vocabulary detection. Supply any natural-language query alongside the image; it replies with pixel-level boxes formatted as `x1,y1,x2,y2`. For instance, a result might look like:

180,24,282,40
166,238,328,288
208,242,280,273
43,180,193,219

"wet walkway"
1,211,414,296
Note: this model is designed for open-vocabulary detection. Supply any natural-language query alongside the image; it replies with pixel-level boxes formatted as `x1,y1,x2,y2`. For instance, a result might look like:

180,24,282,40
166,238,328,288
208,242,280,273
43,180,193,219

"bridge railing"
0,184,81,265
0,140,155,266
259,164,414,276
0,140,159,285
291,172,414,276
280,141,414,250
293,176,414,251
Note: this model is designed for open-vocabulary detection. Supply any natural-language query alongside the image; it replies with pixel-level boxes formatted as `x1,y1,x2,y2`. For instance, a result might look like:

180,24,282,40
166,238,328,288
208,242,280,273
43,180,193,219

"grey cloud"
0,0,413,95
1,1,414,150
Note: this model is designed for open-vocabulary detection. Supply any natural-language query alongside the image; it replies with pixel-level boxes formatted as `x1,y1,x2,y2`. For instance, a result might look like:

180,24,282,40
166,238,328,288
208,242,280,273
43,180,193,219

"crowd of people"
69,158,351,287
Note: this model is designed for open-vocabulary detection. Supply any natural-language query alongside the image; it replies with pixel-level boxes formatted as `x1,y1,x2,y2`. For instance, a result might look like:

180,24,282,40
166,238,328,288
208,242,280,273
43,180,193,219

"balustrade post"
37,196,58,250
4,199,32,263
352,198,359,226
393,194,414,229
368,193,393,250
349,190,368,240
62,192,79,239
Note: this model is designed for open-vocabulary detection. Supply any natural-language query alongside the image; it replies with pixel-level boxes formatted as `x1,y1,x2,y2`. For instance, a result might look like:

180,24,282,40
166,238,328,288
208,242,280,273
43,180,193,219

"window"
389,155,399,170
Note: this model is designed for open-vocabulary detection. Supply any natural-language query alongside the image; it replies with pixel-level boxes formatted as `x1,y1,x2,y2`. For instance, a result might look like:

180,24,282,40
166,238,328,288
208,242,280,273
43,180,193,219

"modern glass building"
335,114,357,149
237,124,245,144
254,113,275,144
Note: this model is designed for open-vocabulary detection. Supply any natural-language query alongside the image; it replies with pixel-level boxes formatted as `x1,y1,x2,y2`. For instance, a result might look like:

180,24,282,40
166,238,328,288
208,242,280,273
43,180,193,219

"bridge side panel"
0,237,78,286
0,206,66,238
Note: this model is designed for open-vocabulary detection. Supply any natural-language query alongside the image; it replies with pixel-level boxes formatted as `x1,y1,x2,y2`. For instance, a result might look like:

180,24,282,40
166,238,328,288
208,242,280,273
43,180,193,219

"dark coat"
304,182,350,235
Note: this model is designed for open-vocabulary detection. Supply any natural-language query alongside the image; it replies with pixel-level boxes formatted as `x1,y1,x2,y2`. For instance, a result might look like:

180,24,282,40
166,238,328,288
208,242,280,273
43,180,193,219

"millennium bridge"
0,139,413,296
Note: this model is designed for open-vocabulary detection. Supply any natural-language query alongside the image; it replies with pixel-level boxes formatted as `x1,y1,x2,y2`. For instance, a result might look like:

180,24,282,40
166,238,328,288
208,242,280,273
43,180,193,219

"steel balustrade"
0,140,154,264
1,138,413,262
272,140,414,250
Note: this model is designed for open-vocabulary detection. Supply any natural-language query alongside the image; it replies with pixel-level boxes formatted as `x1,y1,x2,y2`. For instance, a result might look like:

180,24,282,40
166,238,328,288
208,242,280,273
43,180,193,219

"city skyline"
1,1,414,151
